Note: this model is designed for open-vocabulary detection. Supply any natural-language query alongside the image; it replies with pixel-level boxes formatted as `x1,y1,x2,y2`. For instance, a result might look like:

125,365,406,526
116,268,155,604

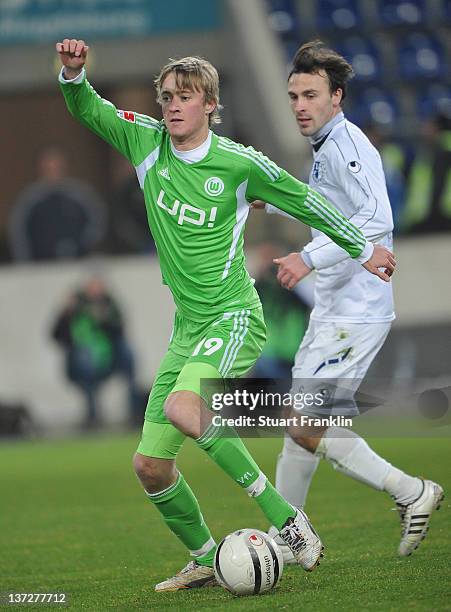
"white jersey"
267,112,395,324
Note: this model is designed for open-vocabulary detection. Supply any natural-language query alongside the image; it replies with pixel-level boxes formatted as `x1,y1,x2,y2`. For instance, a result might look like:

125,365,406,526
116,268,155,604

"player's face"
288,71,342,137
160,72,215,147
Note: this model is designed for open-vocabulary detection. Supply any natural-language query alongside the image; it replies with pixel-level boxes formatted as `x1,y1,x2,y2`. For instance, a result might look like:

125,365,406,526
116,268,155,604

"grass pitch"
1,433,450,611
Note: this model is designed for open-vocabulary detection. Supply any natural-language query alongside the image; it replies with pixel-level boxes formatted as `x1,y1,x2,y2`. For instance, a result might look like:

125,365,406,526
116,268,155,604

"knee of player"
163,395,179,425
132,452,172,491
287,426,319,453
133,452,150,479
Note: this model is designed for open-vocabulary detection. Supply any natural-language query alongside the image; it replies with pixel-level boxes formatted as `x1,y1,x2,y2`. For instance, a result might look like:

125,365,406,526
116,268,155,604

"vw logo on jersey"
204,176,224,196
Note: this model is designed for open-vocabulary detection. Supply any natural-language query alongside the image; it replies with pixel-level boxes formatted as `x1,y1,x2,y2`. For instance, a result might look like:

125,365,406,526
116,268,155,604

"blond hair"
154,56,222,126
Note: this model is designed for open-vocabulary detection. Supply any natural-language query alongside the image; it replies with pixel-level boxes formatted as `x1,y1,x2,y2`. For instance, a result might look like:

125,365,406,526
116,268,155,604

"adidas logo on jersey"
158,167,171,180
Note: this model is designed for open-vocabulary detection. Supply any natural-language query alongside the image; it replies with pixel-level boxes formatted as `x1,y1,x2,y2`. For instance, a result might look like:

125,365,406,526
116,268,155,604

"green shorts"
137,306,266,459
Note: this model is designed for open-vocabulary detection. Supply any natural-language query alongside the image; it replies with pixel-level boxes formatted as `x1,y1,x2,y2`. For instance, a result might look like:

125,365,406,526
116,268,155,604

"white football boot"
154,560,217,592
277,509,324,571
397,479,444,557
268,525,297,565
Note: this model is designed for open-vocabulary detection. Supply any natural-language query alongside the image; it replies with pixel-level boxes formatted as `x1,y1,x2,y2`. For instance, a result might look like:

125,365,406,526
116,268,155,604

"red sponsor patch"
119,110,135,123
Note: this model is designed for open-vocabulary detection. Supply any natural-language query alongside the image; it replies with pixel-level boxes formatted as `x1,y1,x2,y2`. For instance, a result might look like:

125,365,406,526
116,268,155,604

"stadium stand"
265,0,451,139
265,0,451,231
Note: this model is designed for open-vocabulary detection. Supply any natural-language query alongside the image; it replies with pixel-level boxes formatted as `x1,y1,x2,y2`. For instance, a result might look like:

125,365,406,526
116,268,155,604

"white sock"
382,467,423,506
275,434,320,509
317,427,422,504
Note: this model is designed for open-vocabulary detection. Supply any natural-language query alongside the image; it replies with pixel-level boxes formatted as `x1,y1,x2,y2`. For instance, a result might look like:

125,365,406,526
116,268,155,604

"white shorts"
291,320,391,417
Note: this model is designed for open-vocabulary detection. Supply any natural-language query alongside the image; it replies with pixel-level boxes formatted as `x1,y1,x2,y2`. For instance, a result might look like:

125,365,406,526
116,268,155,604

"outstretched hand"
56,39,89,76
273,252,312,290
362,245,396,281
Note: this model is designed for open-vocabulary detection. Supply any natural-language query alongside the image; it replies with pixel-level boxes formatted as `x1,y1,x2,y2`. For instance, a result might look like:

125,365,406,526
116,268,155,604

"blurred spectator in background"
8,146,106,261
108,162,156,254
364,123,407,232
402,109,451,234
252,242,311,380
52,275,141,429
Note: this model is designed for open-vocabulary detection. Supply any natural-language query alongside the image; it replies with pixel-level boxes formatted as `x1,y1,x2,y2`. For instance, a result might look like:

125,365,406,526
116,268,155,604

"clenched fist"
56,38,89,78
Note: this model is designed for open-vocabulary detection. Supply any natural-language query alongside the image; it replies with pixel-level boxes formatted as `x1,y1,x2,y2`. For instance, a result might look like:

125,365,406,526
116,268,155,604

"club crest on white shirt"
312,159,326,183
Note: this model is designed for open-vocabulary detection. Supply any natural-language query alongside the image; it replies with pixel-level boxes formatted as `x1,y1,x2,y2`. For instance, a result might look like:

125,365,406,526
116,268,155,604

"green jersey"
60,70,368,321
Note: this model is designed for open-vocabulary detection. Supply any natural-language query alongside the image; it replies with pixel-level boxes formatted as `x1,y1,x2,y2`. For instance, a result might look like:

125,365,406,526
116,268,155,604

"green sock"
146,472,216,567
252,479,295,530
196,423,295,530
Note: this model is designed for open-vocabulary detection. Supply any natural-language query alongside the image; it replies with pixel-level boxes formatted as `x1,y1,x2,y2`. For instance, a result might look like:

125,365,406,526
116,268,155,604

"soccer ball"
214,528,284,596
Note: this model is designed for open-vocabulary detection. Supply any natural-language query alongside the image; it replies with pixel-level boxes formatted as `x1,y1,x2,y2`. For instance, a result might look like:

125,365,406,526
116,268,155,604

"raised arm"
56,38,162,168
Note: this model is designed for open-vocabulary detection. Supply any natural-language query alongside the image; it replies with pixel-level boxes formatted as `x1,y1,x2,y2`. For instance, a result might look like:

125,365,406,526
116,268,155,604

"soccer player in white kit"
258,41,443,559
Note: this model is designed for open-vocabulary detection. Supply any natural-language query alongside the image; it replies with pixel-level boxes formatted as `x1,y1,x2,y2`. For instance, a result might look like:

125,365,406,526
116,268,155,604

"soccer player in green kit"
56,38,395,592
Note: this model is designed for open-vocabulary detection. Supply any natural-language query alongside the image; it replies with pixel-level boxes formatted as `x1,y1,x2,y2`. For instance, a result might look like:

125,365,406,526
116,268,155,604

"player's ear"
332,88,343,108
205,100,216,116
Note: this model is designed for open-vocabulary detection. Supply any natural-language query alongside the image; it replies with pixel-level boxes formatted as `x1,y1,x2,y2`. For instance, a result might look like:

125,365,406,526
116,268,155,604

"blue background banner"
0,0,223,46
